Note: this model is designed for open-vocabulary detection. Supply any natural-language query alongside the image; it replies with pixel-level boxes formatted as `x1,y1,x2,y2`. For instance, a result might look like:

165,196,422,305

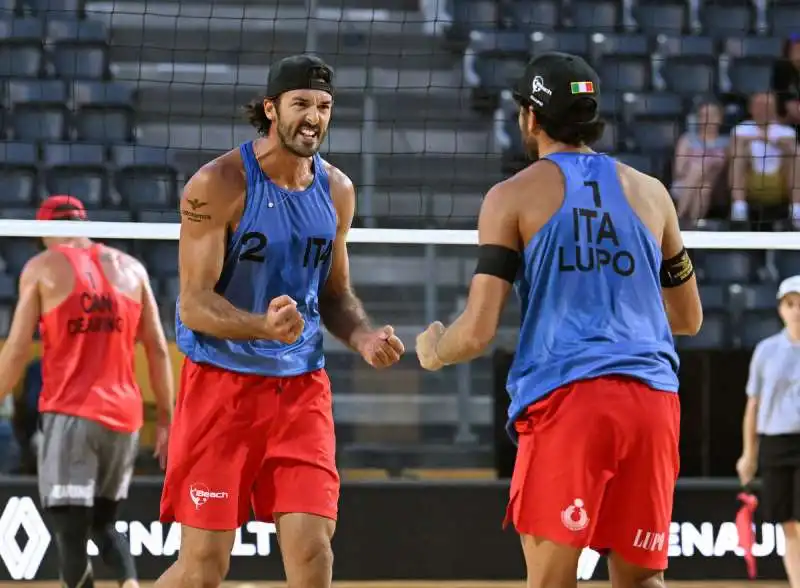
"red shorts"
504,376,680,570
159,358,340,530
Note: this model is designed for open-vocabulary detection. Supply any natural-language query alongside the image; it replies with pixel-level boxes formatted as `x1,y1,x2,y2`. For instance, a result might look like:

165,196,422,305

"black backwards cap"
266,54,335,99
512,52,600,121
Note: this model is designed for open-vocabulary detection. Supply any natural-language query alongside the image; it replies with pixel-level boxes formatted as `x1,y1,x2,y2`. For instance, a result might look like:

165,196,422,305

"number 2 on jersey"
239,231,267,263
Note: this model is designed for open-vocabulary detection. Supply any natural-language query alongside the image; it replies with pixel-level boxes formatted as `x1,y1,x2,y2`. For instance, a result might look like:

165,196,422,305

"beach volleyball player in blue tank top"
416,52,703,586
157,55,405,588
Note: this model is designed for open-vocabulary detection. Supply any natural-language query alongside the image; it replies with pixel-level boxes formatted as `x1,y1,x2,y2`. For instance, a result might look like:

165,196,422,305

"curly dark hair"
535,97,605,147
242,96,280,136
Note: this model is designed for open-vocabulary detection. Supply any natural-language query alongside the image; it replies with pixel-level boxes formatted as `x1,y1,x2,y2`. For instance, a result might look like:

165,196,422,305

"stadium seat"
5,80,67,107
529,31,589,57
2,239,38,274
75,107,133,143
739,311,783,348
0,273,16,302
10,104,69,141
598,57,650,93
0,0,16,12
739,283,780,311
0,167,36,207
630,120,682,154
613,152,655,174
728,60,773,96
775,250,800,279
448,0,498,39
594,121,619,152
771,3,800,38
21,0,84,17
703,3,752,38
724,36,783,60
137,210,180,224
677,311,728,349
569,0,618,31
112,145,178,210
626,93,683,120
591,33,650,60
698,284,727,311
143,242,178,278
661,60,717,96
47,19,109,79
162,276,179,300
43,143,110,208
71,81,134,108
634,1,686,34
0,18,44,77
501,0,560,30
0,305,11,338
701,251,756,283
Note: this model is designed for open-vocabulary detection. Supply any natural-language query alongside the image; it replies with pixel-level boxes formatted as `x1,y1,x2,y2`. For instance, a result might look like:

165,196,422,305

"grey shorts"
37,412,139,508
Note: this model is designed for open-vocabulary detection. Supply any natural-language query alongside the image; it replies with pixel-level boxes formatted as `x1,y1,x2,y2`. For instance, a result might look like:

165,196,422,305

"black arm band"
660,247,695,288
474,244,521,284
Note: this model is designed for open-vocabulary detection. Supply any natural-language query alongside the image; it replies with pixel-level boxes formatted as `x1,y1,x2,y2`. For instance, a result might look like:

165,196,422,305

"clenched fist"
264,295,304,344
358,325,405,369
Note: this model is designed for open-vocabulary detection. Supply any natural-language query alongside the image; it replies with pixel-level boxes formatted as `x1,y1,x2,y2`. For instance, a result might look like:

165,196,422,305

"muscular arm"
434,183,518,365
178,166,270,340
658,179,703,335
135,263,174,425
318,170,373,352
0,260,41,397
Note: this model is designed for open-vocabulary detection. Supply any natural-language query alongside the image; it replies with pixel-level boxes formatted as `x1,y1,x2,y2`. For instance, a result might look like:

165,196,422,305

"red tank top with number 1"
38,244,143,433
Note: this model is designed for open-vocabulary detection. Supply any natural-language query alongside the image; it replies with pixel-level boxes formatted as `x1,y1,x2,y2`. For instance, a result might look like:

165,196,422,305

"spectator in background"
671,100,728,223
730,91,800,229
772,34,800,139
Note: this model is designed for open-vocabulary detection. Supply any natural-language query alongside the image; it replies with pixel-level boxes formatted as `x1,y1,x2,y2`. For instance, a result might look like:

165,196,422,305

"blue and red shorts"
159,358,339,530
504,375,680,570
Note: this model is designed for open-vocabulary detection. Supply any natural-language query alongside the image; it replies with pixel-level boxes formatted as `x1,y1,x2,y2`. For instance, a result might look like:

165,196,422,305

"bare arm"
178,165,271,340
672,135,695,181
135,263,174,425
0,260,41,396
433,183,518,365
658,179,703,335
318,169,373,352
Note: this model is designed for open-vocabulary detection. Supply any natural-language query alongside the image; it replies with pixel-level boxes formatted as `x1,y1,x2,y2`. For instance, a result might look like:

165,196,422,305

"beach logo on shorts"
189,483,229,510
561,498,589,532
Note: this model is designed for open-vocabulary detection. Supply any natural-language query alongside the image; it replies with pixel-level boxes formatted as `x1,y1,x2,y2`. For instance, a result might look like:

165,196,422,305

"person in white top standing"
730,91,800,229
738,275,800,588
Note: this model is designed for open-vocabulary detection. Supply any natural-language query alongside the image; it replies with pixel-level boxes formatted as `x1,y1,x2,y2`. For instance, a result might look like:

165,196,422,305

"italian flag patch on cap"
570,81,594,94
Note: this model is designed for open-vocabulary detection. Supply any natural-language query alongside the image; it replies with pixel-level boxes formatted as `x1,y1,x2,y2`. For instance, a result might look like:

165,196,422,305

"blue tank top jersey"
176,142,337,377
506,152,679,441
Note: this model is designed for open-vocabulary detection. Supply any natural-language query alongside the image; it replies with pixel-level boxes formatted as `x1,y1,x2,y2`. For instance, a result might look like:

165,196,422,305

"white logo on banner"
0,497,51,580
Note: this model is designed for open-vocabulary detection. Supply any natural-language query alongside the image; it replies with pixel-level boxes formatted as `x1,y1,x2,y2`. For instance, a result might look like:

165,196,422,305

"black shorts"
760,434,800,523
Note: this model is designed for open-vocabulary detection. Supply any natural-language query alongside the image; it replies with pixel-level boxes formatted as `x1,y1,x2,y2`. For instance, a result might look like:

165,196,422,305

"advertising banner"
0,477,788,582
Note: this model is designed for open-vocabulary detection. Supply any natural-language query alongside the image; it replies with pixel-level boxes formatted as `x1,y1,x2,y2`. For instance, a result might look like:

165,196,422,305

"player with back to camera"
0,195,175,588
416,52,703,588
156,54,405,588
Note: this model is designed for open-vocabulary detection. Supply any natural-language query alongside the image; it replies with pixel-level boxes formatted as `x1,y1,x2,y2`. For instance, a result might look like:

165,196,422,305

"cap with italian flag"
512,51,601,119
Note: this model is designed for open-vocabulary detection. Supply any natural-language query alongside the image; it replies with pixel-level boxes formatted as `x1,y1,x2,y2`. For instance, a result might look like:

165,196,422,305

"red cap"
36,195,88,221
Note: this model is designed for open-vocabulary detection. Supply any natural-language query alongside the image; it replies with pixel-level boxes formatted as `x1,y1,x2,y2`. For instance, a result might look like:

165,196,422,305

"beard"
275,116,327,158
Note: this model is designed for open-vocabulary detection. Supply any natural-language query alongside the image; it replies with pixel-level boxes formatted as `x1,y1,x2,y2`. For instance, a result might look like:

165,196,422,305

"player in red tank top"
0,196,175,588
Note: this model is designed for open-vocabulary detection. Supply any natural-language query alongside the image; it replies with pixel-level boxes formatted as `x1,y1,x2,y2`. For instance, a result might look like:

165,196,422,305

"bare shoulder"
181,148,246,219
104,246,149,280
321,159,355,225
20,249,54,279
615,160,671,205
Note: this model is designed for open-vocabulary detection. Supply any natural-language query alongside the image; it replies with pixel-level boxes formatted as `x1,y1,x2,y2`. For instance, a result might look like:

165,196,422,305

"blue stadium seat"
448,0,498,37
162,276,179,300
469,29,528,56
143,242,178,278
10,104,69,141
2,239,38,274
614,152,655,174
569,0,618,31
703,3,752,38
677,312,728,349
740,283,779,311
728,60,773,96
0,167,36,207
0,18,44,77
598,57,650,93
501,0,560,30
724,36,783,59
698,284,727,311
627,93,684,120
47,19,109,79
661,60,717,96
137,210,180,223
6,80,67,107
529,31,589,57
594,121,619,152
0,305,11,338
71,81,133,108
739,311,783,349
591,33,650,59
0,141,36,165
0,273,17,301
775,250,800,279
75,107,133,143
20,0,84,17
771,3,800,38
0,0,16,13
634,2,686,34
701,251,756,283
630,120,682,153
657,35,715,59
43,143,109,208
112,145,178,210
